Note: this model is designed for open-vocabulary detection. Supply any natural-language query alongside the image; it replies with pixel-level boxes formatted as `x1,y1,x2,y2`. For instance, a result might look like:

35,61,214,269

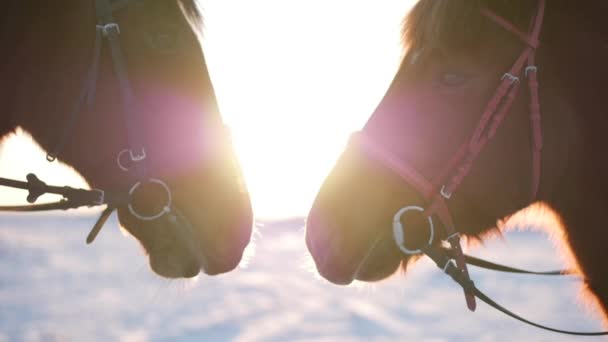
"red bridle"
351,0,546,311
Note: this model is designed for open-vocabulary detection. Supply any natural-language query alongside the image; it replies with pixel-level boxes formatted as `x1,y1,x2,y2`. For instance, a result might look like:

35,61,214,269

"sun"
201,0,412,219
0,1,413,219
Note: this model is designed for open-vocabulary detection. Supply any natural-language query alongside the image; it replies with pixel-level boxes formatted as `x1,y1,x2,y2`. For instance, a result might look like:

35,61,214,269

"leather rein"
352,0,608,336
0,0,177,243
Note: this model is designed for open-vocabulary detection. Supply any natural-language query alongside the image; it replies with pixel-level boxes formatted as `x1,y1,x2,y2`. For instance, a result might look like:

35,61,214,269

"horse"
0,0,253,279
306,0,608,324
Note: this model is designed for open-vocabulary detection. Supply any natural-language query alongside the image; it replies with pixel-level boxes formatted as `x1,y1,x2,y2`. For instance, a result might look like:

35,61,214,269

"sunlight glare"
201,0,412,218
0,1,413,219
0,129,89,207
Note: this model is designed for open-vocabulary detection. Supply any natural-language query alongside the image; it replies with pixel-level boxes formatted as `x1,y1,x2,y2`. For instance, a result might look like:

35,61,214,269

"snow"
0,213,604,341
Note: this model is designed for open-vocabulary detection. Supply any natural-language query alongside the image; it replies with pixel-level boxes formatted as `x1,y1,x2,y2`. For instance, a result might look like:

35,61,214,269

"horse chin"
145,208,209,279
352,239,405,282
116,207,206,279
306,208,404,285
118,198,252,278
310,239,404,285
148,253,202,279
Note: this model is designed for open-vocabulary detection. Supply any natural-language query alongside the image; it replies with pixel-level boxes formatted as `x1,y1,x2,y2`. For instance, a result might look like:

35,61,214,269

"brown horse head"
1,0,252,278
306,0,608,315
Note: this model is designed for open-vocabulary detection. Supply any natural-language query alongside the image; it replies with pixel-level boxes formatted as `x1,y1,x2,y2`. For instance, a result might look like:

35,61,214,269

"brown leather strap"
352,132,477,310
351,0,548,313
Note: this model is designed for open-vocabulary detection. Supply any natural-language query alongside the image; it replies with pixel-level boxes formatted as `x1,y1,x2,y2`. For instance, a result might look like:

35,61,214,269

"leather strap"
443,248,574,276
110,0,145,12
0,0,174,243
48,0,144,162
86,206,116,244
424,245,608,336
350,0,548,313
351,132,477,310
0,174,128,210
96,0,148,179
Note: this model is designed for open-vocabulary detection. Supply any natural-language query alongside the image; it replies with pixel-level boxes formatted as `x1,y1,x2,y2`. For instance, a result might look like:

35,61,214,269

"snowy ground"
0,213,605,341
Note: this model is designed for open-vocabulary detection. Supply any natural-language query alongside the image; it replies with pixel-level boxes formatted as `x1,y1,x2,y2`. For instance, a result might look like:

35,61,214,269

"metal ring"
98,23,120,37
128,178,172,221
116,148,147,171
392,206,434,255
91,189,106,206
129,148,146,162
525,66,538,77
501,73,520,84
116,149,131,172
440,185,452,199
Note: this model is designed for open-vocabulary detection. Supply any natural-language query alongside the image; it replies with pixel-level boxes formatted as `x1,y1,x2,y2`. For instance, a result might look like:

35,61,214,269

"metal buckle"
129,148,146,162
97,23,120,37
501,73,520,84
392,206,435,255
525,66,538,77
91,189,105,206
447,232,461,243
116,149,130,171
440,185,452,199
128,178,172,221
116,148,147,171
442,259,456,273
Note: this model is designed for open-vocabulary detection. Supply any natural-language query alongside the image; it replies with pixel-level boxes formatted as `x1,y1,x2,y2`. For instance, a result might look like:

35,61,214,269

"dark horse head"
1,0,253,278
306,0,608,311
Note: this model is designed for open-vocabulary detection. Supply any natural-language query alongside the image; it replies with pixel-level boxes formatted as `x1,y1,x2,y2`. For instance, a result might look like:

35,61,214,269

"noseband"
0,0,176,242
352,0,607,336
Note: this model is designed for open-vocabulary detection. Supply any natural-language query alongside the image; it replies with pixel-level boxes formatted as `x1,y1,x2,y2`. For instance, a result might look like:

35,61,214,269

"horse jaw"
305,154,410,284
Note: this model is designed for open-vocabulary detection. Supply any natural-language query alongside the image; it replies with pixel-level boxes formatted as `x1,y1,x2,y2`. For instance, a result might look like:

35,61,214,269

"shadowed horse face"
306,0,558,284
3,0,252,278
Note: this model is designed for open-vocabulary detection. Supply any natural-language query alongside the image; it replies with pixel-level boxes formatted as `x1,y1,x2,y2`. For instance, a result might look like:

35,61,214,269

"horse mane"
402,1,608,61
178,0,202,22
402,0,537,61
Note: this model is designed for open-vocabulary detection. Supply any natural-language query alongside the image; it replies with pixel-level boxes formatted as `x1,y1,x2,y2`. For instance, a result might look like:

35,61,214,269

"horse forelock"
402,0,538,63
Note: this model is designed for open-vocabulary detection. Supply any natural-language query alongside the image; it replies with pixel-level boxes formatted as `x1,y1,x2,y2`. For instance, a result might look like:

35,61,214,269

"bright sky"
0,0,413,219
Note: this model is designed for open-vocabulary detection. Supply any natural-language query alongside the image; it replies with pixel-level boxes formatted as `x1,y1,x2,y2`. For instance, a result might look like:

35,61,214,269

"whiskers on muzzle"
145,206,208,278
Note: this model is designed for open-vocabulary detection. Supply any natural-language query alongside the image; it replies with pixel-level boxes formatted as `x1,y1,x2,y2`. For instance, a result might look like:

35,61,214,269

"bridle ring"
128,178,172,221
116,148,147,172
392,206,435,255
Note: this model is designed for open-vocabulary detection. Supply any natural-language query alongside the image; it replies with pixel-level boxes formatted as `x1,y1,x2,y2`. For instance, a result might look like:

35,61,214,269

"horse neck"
0,3,35,138
530,2,608,318
539,1,608,200
7,2,94,152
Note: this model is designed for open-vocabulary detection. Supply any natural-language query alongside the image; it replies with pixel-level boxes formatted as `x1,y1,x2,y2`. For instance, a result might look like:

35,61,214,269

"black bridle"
0,0,174,243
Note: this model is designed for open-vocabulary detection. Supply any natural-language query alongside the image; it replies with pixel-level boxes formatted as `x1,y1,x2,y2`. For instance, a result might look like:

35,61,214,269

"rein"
458,250,572,276
423,245,606,336
351,0,608,336
0,0,176,243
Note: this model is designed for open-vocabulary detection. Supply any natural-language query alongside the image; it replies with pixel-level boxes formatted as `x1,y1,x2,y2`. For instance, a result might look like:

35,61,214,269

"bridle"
0,0,177,243
351,0,608,336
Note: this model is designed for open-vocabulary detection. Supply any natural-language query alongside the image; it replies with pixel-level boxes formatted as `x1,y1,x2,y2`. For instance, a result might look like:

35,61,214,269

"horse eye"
439,72,468,87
